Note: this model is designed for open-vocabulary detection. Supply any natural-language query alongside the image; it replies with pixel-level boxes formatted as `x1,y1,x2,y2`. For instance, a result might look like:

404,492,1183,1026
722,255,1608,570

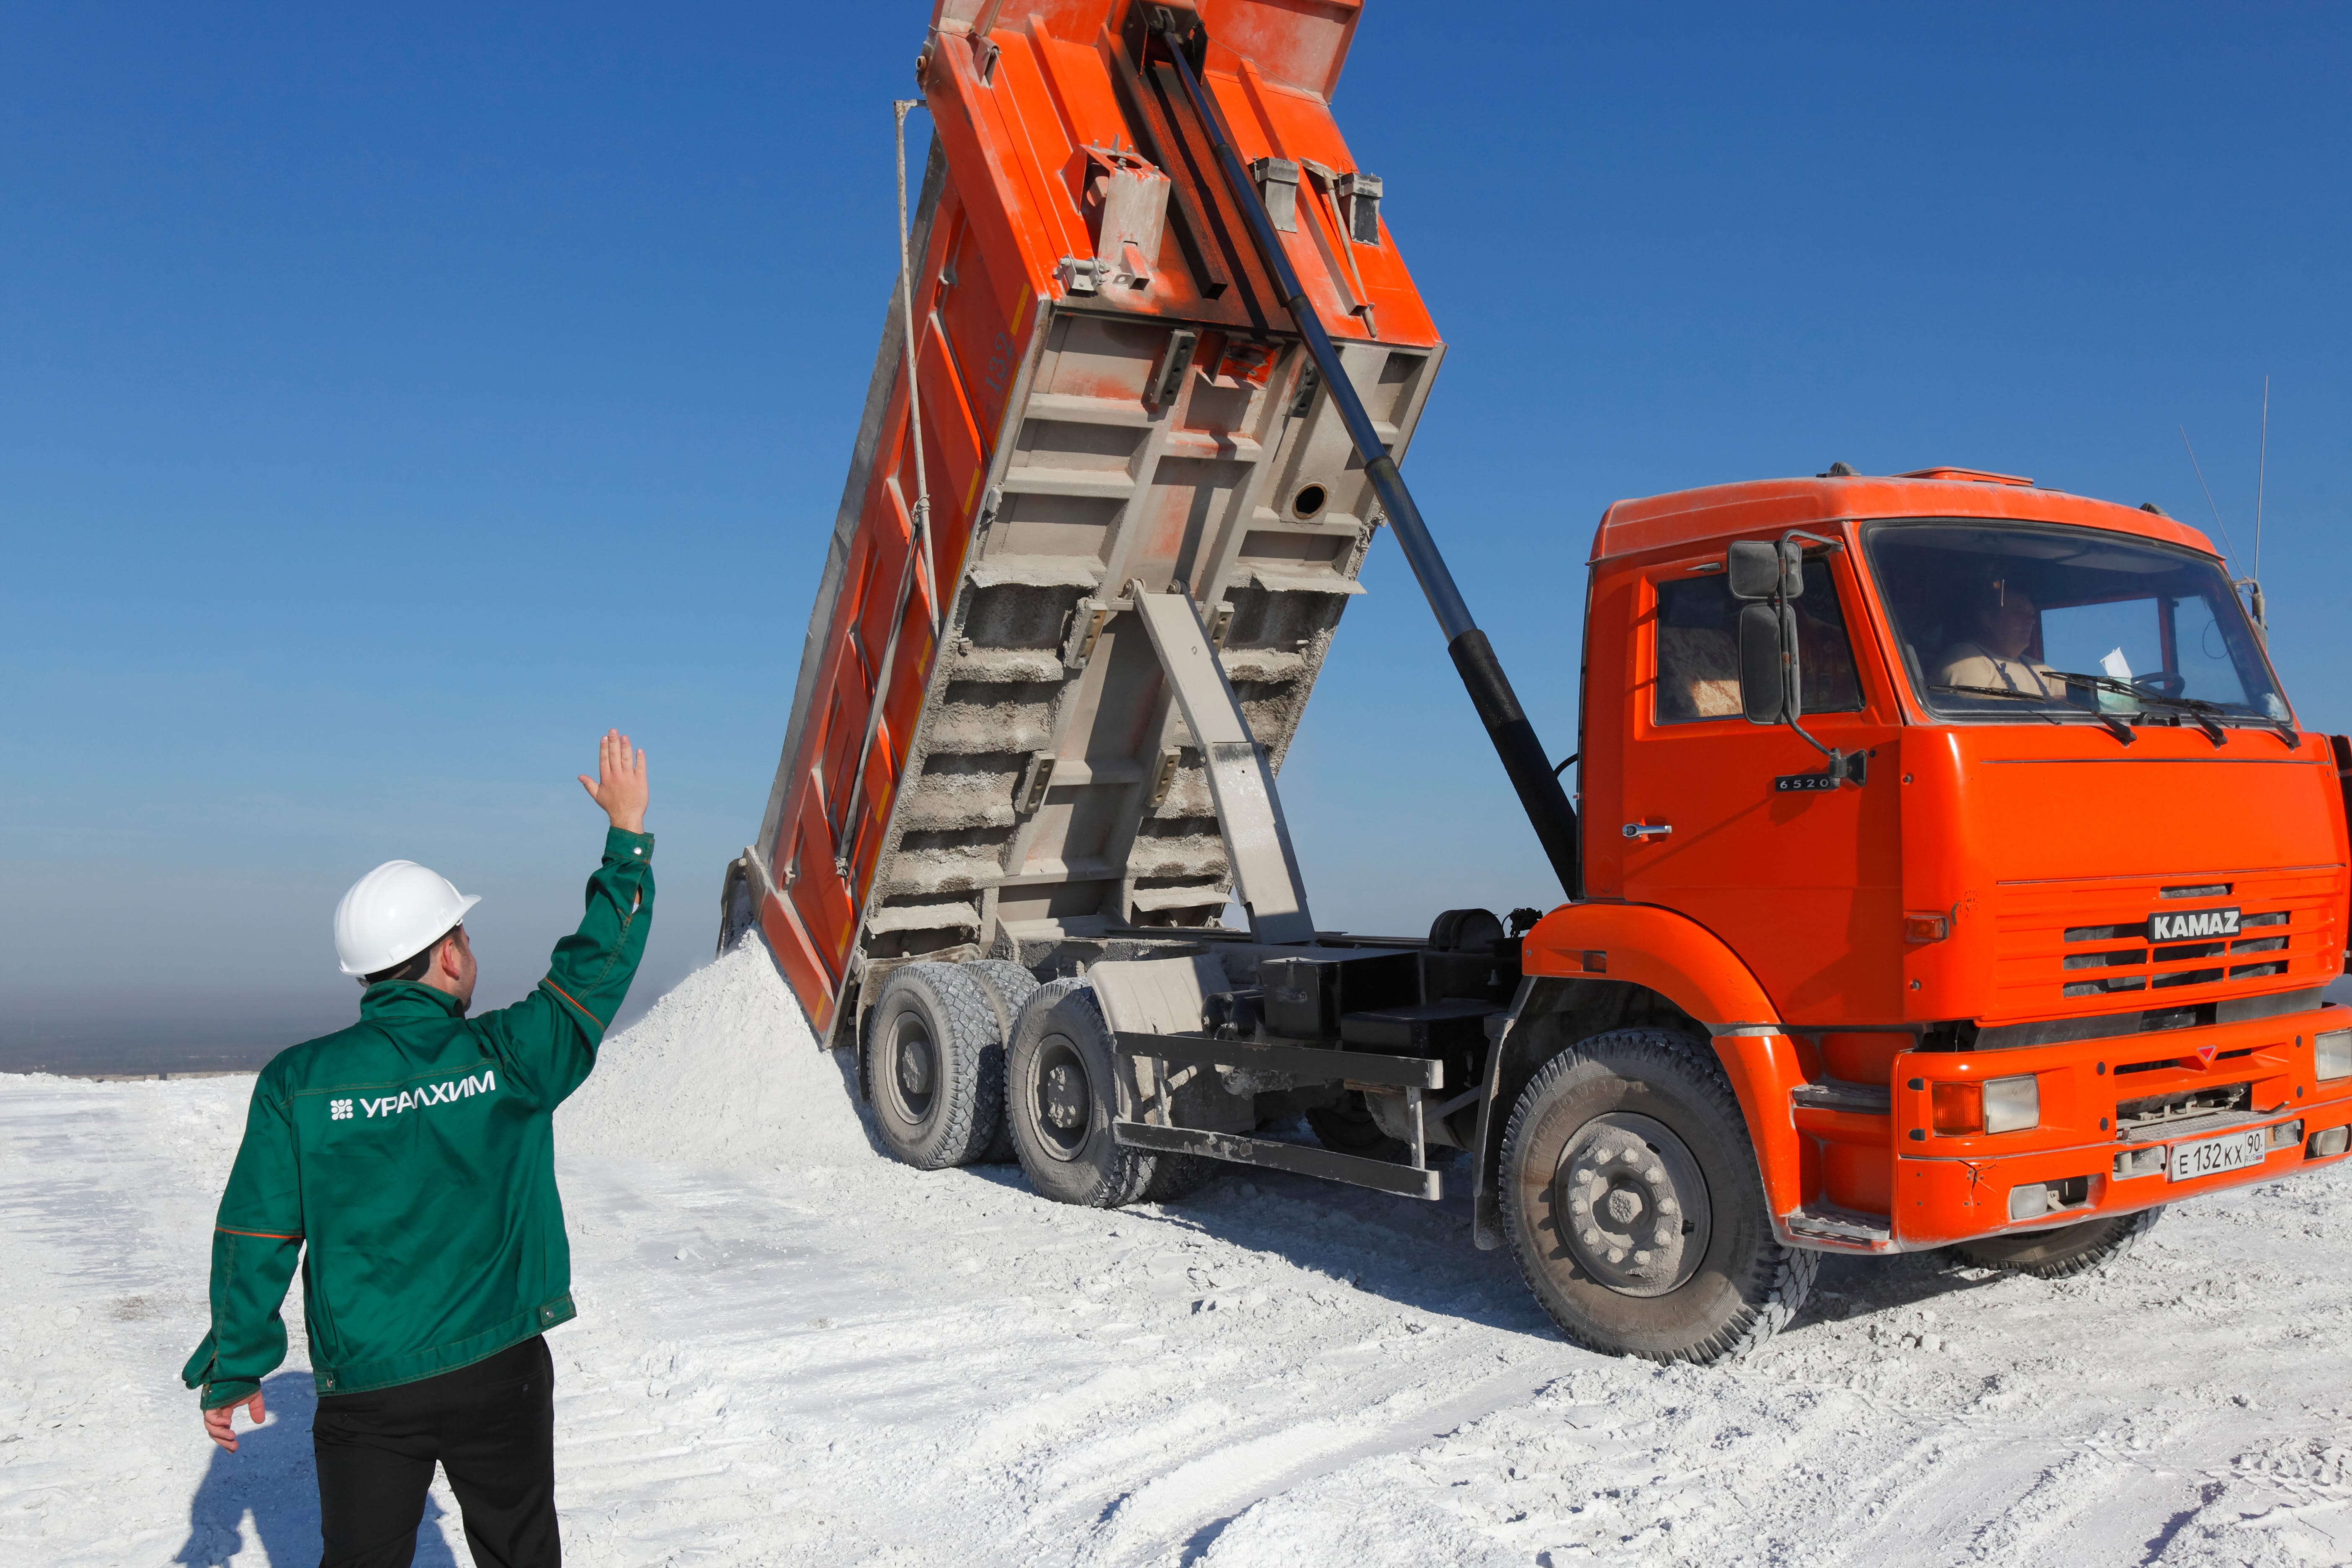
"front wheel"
1499,1027,1815,1364
1953,1206,2161,1278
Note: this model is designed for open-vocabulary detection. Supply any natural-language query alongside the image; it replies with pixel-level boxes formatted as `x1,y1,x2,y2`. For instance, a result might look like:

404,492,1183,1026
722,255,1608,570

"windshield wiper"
1932,683,2134,745
2043,671,2231,746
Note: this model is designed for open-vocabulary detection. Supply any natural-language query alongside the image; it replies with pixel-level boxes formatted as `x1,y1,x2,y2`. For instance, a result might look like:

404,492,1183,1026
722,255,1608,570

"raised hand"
577,730,650,834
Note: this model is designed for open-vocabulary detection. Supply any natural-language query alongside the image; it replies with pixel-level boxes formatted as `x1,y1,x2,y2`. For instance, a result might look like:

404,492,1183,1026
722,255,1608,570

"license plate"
2167,1127,2268,1182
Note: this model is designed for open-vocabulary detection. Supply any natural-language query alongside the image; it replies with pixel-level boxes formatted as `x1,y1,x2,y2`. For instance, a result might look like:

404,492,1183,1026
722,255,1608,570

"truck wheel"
862,962,1001,1171
1140,1147,1221,1203
964,960,1039,1164
1006,979,1157,1207
1953,1206,2161,1278
1499,1027,1816,1364
1305,1092,1407,1160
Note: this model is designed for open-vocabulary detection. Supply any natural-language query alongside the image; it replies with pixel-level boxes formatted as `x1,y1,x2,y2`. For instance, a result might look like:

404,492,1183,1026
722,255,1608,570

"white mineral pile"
556,932,872,1168
7,942,2352,1565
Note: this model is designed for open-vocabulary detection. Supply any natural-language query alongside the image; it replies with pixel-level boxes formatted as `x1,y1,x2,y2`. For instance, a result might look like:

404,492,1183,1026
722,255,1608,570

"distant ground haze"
9,5,2347,1066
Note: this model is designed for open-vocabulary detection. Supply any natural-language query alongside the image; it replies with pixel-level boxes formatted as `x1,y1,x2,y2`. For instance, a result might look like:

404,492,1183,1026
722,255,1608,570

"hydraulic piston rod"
1148,11,1582,896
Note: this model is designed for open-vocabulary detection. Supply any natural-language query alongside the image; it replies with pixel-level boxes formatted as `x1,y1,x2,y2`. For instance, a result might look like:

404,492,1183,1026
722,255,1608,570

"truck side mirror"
1727,541,1779,601
1727,539,1804,602
1738,602,1800,724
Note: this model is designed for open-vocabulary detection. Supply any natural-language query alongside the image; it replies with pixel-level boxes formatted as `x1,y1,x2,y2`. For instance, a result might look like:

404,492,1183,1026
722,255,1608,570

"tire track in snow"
16,940,2352,1567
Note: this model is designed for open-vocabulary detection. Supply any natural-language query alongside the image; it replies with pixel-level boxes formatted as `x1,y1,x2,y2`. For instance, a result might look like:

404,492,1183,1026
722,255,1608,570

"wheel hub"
888,1014,936,1123
897,1043,933,1097
1554,1112,1712,1297
1044,1065,1085,1129
1032,1036,1093,1161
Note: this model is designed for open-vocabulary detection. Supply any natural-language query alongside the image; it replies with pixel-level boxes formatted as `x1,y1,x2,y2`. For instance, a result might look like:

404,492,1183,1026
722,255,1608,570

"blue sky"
6,3,2348,1063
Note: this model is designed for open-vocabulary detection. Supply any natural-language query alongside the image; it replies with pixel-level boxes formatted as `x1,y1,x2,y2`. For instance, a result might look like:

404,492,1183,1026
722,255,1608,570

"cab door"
1614,544,1905,1024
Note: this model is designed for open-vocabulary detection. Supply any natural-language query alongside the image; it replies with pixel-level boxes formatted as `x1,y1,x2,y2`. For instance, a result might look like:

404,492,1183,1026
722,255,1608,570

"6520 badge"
2149,906,2240,942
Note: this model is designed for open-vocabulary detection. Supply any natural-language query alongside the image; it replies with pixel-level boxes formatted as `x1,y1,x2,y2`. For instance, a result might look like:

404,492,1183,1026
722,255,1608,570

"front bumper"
1791,1003,2352,1251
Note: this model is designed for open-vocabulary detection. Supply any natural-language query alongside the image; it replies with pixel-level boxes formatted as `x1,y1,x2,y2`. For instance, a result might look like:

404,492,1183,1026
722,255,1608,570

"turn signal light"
2318,1030,2352,1082
1904,913,1950,943
1929,1076,2040,1135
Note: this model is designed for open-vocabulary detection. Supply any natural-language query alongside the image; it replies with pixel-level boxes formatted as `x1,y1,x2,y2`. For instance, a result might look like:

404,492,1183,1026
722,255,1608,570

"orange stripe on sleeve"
540,977,604,1029
216,1225,302,1240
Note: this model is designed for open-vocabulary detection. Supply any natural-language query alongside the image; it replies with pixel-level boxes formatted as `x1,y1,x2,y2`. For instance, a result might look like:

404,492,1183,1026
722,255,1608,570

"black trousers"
312,1334,559,1568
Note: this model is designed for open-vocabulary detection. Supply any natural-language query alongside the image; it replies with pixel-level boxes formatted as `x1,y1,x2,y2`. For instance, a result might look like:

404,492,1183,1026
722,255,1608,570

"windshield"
1862,520,2290,727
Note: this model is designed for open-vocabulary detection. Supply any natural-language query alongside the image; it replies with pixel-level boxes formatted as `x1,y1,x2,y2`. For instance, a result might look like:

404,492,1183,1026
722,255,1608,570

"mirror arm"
1782,709,1865,784
1774,528,1861,785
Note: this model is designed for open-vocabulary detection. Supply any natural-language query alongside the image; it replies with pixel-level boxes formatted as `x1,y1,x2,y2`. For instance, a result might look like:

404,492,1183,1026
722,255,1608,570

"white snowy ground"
8,939,2352,1568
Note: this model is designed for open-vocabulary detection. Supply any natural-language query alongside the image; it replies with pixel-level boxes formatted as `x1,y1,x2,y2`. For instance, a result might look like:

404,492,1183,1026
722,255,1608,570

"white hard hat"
333,861,482,977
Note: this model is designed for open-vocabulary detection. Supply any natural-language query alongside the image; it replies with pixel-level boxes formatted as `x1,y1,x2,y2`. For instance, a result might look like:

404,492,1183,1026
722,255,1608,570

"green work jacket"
183,826,654,1407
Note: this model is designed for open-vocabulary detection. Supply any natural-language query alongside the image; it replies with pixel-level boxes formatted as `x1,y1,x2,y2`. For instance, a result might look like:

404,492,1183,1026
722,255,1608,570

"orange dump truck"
722,0,2352,1361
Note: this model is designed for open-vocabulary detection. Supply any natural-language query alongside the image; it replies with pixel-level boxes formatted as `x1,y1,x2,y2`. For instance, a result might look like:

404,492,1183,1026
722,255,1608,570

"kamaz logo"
2149,907,2240,942
351,1070,498,1120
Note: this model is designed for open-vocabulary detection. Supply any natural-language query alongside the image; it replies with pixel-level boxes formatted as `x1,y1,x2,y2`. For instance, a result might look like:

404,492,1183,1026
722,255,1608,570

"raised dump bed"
728,0,1444,1047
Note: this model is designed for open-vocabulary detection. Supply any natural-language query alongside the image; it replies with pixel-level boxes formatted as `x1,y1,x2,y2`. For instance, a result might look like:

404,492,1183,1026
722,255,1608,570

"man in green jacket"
186,729,653,1568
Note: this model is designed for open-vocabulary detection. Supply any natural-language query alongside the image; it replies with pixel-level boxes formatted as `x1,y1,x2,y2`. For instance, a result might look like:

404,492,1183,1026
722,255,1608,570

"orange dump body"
750,0,1443,1044
1529,474,2352,1251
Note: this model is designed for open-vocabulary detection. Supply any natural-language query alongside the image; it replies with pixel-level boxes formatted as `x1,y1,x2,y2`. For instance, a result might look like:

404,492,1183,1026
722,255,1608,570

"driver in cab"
1932,573,2067,699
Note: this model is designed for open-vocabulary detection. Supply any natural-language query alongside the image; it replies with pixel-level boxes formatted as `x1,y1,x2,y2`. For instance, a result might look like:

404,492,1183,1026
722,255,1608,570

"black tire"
861,962,1001,1171
1953,1206,2161,1278
1499,1027,1816,1364
964,960,1040,1164
1139,1144,1222,1203
1005,979,1157,1207
1305,1092,1407,1160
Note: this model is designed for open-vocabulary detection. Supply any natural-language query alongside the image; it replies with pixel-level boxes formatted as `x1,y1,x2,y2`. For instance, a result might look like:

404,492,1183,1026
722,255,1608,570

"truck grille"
2061,905,2285,997
2115,1081,2252,1140
1991,869,2335,1014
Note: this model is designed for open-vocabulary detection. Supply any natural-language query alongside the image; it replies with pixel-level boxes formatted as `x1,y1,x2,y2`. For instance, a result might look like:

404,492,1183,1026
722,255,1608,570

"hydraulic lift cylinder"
1150,14,1583,897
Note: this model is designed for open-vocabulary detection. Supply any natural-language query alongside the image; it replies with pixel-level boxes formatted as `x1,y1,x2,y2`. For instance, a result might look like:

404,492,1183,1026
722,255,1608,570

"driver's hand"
203,1390,265,1453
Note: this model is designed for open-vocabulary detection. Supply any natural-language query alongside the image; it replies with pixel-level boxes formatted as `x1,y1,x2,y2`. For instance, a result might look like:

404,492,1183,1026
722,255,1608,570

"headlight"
2318,1030,2352,1082
1984,1074,2040,1134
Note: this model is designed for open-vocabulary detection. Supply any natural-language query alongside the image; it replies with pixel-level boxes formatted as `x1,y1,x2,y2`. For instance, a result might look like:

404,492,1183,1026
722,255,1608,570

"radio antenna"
2178,425,2242,572
2254,374,2269,580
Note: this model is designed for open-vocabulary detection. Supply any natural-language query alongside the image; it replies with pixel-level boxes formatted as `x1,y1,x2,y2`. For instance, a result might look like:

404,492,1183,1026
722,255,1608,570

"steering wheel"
2134,672,2187,698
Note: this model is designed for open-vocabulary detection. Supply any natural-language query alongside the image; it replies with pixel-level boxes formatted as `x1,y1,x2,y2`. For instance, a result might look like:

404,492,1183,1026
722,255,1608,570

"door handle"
1622,822,1672,839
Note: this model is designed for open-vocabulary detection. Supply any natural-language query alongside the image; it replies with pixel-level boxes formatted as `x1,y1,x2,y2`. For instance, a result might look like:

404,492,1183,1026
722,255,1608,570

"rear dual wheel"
1004,979,1159,1207
964,960,1039,1164
864,959,1047,1170
863,962,1001,1170
1500,1027,1816,1364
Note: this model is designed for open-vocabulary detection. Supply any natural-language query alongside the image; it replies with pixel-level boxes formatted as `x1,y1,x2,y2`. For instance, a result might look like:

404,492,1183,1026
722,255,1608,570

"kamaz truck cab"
1483,470,2351,1357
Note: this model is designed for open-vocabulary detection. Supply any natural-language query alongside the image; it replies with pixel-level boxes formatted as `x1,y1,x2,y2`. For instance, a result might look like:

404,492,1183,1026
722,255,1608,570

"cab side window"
1653,561,1864,725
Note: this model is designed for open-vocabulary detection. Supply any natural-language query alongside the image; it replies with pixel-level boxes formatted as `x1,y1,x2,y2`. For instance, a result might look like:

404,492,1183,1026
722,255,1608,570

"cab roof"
1590,474,2223,565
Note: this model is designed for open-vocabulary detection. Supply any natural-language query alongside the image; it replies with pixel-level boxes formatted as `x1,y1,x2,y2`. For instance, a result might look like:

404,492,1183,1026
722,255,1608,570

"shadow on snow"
174,1371,456,1568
